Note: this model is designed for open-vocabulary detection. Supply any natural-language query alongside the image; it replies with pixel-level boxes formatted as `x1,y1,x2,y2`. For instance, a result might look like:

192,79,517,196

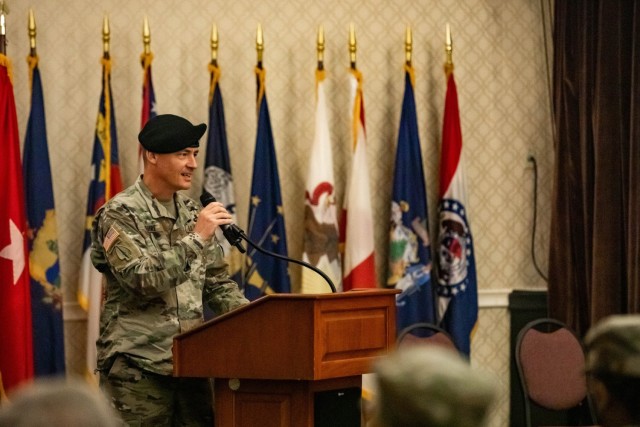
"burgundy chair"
396,322,459,354
515,318,598,427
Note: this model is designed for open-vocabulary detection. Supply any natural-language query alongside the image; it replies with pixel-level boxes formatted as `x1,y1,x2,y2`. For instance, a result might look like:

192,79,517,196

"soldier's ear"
146,151,158,165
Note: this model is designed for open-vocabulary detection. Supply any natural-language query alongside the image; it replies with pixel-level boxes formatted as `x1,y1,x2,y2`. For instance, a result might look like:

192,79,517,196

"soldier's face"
155,147,199,192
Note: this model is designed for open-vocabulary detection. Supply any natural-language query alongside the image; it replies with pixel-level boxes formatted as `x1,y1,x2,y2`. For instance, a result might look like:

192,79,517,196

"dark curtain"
549,0,640,337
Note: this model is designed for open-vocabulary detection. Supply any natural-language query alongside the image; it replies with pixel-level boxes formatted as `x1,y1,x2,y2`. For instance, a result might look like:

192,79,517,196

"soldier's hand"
194,202,233,241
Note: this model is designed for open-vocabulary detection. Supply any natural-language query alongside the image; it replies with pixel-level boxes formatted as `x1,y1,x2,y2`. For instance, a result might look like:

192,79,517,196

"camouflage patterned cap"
584,314,640,378
373,346,497,427
138,114,206,153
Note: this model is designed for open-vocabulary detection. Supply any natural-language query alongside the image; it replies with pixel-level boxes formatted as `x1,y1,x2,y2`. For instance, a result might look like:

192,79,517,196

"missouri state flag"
23,54,65,376
436,64,478,356
388,65,435,332
339,67,376,291
78,56,123,378
301,68,341,294
0,53,34,392
243,66,291,300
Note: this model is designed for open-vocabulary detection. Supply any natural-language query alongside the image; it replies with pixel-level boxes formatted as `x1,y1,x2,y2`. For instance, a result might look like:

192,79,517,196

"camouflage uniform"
91,177,249,426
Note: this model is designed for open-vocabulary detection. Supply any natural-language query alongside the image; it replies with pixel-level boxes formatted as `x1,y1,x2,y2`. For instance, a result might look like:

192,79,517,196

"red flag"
340,68,377,291
0,54,34,392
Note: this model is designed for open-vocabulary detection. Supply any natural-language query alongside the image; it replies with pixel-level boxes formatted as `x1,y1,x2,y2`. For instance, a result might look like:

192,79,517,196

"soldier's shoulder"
102,186,145,212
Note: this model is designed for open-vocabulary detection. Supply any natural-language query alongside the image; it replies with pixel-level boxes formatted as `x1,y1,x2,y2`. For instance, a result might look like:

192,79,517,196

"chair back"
397,322,459,354
515,318,597,427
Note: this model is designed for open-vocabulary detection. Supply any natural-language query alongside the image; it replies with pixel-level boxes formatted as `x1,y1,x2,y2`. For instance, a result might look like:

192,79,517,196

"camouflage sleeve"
202,241,249,315
92,206,206,298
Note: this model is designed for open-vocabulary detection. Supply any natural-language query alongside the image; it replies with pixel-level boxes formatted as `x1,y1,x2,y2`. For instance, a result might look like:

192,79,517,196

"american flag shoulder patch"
103,226,120,251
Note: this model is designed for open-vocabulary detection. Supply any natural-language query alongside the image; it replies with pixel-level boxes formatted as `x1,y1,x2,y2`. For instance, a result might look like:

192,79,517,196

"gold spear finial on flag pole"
317,25,324,70
210,23,218,66
256,23,263,68
28,8,36,56
102,14,110,58
0,1,8,55
445,23,453,76
349,23,356,69
142,15,151,55
405,25,412,66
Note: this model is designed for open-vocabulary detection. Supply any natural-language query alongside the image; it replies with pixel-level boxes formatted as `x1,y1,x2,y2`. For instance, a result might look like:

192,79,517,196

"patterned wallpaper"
5,0,552,425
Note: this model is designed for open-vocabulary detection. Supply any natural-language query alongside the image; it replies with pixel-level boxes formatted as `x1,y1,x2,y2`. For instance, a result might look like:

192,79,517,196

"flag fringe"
0,53,14,85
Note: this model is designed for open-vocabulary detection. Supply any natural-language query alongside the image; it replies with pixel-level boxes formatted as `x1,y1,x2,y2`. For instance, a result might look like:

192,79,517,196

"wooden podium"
173,289,398,427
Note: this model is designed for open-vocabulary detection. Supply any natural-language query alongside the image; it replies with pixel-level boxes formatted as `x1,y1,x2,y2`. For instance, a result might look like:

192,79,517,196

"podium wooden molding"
173,289,398,426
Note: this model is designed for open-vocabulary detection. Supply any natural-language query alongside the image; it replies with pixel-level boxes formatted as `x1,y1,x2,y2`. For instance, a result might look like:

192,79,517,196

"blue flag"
22,57,65,376
243,67,291,300
388,66,435,332
202,63,242,314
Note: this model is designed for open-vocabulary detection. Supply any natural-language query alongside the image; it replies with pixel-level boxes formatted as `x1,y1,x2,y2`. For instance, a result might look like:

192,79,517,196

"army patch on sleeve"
103,226,120,251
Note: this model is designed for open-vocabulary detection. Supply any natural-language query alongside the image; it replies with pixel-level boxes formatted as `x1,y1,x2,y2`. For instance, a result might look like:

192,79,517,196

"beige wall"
6,0,552,425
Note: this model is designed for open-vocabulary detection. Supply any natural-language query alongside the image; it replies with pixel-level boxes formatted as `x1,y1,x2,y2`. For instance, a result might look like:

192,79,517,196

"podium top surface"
173,289,398,380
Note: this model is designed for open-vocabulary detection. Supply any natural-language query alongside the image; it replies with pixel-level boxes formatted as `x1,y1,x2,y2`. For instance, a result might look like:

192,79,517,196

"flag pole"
142,15,150,55
102,15,110,59
316,25,324,71
28,8,36,57
445,23,453,76
0,2,7,55
256,23,263,70
210,23,218,66
348,23,356,70
405,26,412,67
27,8,38,86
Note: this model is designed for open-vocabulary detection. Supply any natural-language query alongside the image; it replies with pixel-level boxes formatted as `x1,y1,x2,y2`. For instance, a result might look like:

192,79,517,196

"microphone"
199,190,337,293
199,191,246,254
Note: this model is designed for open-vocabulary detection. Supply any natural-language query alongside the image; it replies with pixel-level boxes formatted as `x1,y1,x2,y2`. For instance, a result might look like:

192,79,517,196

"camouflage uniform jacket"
90,177,249,376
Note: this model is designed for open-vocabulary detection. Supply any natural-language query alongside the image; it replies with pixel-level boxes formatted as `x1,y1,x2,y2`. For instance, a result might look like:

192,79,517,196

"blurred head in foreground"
584,314,640,427
372,346,496,427
0,377,120,427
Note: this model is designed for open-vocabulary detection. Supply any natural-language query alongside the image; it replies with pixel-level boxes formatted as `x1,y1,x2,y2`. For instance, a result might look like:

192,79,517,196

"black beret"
138,114,207,153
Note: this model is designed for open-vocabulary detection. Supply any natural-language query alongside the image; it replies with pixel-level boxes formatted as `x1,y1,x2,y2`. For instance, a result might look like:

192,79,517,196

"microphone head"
200,190,217,207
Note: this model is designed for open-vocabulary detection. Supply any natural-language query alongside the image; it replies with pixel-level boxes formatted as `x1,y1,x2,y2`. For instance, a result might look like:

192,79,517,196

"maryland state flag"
301,68,341,294
436,62,478,356
339,68,376,291
388,65,435,332
78,57,123,377
23,55,65,376
203,62,242,287
0,53,34,392
243,66,291,300
138,51,157,172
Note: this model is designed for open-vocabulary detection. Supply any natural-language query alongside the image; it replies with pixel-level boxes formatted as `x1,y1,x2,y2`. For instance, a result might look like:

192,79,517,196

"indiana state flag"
388,65,435,333
78,57,123,378
437,65,478,357
203,62,242,287
23,55,65,376
243,66,291,300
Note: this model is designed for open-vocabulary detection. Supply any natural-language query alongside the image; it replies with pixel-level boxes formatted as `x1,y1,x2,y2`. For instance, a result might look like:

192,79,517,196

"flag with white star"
0,53,34,392
243,65,291,300
436,68,478,356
